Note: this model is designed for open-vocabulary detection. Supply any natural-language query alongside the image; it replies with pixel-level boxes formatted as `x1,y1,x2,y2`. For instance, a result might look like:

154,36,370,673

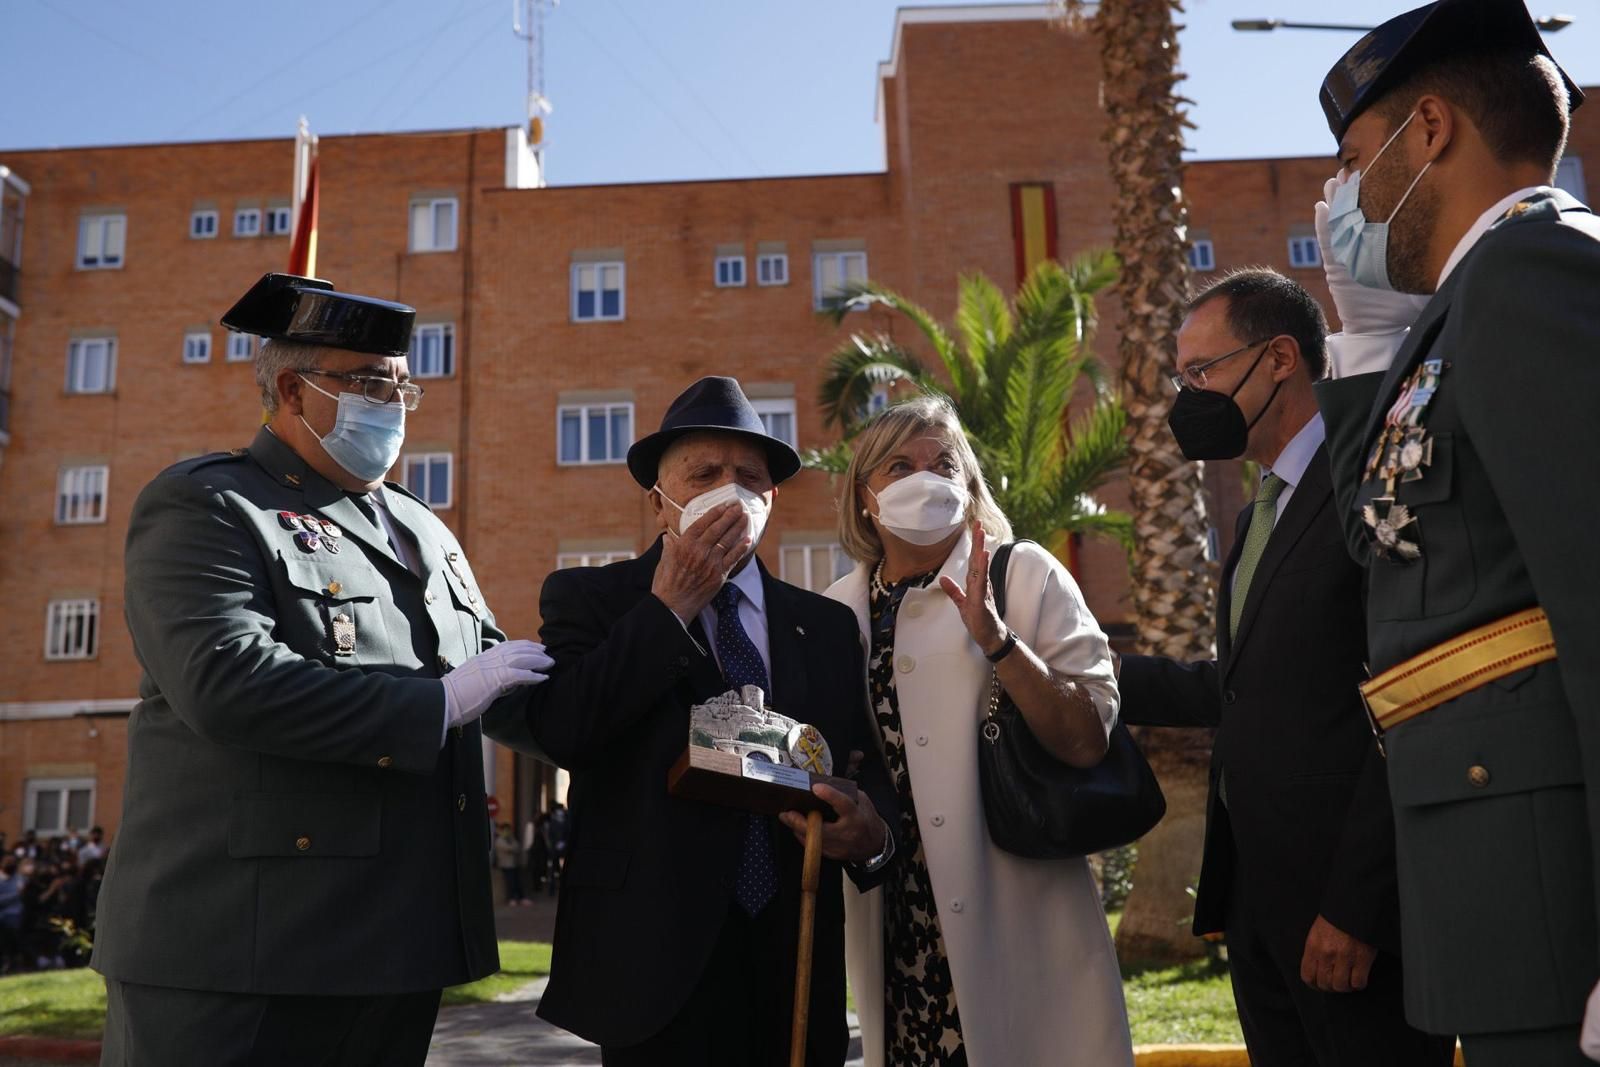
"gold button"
326,581,342,596
425,590,435,604
295,835,311,852
457,794,467,812
377,756,393,769
1467,765,1491,788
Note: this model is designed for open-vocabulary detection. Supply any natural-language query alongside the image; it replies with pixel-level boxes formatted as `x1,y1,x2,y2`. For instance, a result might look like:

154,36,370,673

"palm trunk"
1067,0,1217,965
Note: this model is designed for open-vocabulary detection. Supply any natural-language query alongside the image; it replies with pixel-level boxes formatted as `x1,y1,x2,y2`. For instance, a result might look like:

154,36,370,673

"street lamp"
1232,15,1573,32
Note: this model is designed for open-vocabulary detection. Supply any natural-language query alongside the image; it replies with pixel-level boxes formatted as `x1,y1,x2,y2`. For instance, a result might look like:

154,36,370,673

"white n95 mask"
868,471,970,545
657,481,772,547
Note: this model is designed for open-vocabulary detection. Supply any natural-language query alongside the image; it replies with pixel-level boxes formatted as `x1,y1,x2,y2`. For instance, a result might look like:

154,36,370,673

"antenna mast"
512,0,557,180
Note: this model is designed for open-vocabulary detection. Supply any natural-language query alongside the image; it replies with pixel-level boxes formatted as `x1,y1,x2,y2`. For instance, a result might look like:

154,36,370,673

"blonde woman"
824,396,1133,1066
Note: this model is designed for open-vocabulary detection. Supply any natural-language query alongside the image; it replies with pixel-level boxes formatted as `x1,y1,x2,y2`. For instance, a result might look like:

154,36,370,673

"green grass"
1,934,1239,1046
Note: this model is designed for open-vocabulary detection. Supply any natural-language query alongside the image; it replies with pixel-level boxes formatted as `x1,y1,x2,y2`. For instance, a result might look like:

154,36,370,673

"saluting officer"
92,273,553,1066
1309,1,1600,1063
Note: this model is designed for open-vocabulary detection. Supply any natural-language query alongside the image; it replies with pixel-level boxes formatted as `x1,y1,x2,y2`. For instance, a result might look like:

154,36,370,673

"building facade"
1,4,1594,845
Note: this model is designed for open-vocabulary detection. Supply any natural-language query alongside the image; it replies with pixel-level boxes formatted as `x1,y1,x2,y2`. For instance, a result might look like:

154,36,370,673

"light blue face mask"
298,375,406,482
1327,111,1433,292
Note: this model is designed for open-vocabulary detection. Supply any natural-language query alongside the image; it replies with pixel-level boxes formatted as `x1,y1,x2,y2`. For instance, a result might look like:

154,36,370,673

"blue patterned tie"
714,582,779,916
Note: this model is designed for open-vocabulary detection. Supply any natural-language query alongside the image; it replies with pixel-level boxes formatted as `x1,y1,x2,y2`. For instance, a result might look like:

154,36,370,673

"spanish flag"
287,155,319,277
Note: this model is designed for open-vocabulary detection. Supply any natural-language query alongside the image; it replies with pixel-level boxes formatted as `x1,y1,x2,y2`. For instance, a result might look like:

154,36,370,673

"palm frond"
815,335,932,432
800,439,854,475
819,280,965,390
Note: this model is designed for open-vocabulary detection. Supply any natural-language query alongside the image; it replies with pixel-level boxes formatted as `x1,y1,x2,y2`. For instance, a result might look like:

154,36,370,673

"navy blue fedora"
626,376,802,488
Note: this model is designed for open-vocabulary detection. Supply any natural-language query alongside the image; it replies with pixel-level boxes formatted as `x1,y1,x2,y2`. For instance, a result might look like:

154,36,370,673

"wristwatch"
857,819,895,874
985,628,1019,663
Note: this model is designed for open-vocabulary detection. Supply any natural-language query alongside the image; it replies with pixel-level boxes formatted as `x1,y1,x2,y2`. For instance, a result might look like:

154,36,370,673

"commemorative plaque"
667,685,858,817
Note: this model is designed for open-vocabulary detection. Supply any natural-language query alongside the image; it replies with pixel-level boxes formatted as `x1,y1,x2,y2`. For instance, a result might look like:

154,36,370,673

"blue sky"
6,0,1597,184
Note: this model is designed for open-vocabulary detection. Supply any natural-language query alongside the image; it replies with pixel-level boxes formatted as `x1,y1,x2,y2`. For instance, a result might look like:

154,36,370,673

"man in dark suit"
1310,2,1600,1061
93,274,553,1065
1119,269,1452,1066
521,376,897,1065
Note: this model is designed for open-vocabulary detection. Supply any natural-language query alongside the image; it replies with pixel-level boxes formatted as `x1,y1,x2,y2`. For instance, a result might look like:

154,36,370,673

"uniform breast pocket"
279,557,392,665
1371,432,1475,622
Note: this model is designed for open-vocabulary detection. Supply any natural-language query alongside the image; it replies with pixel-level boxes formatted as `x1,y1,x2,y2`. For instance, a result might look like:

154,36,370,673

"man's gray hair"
254,338,326,413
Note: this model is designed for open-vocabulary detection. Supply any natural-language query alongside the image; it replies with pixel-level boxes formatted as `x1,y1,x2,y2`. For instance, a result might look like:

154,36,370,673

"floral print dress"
868,567,967,1065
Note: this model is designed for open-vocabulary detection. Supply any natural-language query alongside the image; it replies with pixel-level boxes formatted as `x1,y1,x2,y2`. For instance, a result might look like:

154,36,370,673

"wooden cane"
789,809,825,1067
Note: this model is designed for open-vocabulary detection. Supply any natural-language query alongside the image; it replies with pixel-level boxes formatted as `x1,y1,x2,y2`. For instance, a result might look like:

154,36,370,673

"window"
56,465,108,524
756,253,789,286
752,397,797,448
265,206,292,236
556,550,636,569
77,214,125,269
714,255,746,288
410,323,455,378
226,333,257,362
813,250,868,309
571,262,625,322
183,331,212,364
1288,235,1321,269
410,197,458,252
867,382,891,416
24,778,95,835
234,208,261,237
403,453,453,509
558,402,633,465
780,542,853,594
66,338,116,394
1556,156,1587,202
45,598,99,660
1187,239,1215,271
190,210,218,239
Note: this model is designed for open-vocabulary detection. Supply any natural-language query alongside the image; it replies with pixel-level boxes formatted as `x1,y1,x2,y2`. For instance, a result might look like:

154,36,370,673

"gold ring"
715,542,727,551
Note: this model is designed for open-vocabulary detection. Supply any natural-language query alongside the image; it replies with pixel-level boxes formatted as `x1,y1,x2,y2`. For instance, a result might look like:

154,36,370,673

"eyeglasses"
1169,339,1273,393
304,370,425,411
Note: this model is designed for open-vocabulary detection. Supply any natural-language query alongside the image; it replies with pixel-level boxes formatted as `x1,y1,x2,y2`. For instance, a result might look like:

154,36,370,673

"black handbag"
977,541,1166,859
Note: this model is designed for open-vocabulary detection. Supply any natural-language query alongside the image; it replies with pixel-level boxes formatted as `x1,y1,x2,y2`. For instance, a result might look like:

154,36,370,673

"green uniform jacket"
92,427,525,995
1316,189,1600,1034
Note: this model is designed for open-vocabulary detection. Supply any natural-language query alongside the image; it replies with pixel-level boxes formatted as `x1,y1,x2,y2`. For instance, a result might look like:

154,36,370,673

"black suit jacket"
524,539,897,1052
1119,444,1398,952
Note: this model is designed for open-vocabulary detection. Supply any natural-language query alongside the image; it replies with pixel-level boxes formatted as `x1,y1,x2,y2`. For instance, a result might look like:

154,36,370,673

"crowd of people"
492,805,570,906
0,827,108,974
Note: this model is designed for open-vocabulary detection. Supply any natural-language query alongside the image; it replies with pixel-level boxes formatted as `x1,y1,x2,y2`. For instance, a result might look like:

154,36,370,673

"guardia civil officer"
92,273,553,1066
1309,2,1600,1062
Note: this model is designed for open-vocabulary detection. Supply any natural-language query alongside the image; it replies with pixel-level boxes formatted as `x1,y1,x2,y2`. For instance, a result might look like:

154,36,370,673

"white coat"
826,531,1134,1067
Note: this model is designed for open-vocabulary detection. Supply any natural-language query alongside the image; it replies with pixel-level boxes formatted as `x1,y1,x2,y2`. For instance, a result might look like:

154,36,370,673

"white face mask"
868,471,970,546
656,481,772,548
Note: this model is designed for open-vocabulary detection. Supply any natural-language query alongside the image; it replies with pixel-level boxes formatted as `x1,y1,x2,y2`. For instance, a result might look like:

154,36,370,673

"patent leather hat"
222,273,415,357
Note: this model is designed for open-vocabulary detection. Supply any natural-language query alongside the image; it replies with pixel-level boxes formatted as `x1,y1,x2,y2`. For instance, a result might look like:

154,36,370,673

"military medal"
294,530,322,553
331,612,356,655
1361,498,1421,561
322,536,341,554
318,520,342,539
278,511,304,531
1397,428,1434,483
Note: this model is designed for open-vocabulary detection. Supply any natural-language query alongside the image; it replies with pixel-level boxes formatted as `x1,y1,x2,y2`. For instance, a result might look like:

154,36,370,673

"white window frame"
409,197,459,253
23,777,96,835
570,262,626,322
226,333,257,362
233,208,262,238
76,213,126,270
44,598,99,660
756,252,789,286
402,452,454,510
557,402,634,466
183,331,212,364
1287,235,1321,269
751,397,798,448
556,550,636,569
1187,239,1215,272
714,255,746,288
1556,156,1587,202
265,206,292,236
779,542,852,594
65,338,116,394
410,323,455,378
190,210,218,240
812,250,868,310
56,465,109,525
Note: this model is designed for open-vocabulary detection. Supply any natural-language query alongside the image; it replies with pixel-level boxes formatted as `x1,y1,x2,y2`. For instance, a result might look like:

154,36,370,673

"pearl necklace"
871,558,892,599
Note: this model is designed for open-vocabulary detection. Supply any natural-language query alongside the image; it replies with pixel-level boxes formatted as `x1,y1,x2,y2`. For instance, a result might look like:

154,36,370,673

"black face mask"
1167,343,1282,461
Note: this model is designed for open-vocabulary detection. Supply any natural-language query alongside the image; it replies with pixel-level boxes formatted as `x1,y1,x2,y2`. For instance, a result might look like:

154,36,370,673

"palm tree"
809,255,1130,555
1061,0,1218,964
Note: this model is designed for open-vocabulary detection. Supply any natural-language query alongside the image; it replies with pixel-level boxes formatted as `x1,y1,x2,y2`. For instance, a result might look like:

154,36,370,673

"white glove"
441,640,555,731
1580,978,1600,1060
1315,175,1431,335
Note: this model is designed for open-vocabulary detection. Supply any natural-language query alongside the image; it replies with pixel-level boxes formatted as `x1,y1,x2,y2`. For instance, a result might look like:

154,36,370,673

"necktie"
1229,473,1288,640
713,582,779,916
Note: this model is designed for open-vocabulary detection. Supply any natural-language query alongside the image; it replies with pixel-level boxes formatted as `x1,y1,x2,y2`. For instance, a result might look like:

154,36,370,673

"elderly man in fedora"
521,376,898,1065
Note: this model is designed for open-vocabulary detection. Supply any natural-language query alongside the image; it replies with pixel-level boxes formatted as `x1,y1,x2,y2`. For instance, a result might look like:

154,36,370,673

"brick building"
1,3,1593,845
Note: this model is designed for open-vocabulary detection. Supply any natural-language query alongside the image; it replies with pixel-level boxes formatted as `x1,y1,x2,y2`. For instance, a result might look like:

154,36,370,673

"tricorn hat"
221,273,415,357
1320,0,1583,143
626,376,803,489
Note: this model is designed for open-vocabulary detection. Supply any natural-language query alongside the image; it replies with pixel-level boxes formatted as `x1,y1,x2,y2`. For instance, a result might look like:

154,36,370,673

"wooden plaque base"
668,746,858,818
